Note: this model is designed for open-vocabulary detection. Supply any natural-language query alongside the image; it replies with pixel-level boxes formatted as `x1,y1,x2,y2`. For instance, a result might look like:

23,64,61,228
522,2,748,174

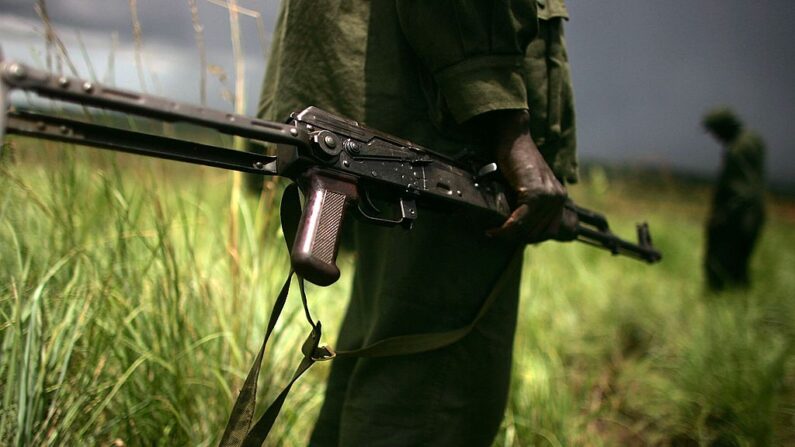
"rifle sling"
219,184,521,446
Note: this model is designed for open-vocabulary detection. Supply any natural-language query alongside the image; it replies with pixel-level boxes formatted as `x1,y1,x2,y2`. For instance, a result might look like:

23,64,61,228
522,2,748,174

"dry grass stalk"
204,0,268,52
128,0,148,92
187,0,208,106
205,0,278,201
75,30,97,81
35,0,79,76
103,32,119,86
205,0,249,296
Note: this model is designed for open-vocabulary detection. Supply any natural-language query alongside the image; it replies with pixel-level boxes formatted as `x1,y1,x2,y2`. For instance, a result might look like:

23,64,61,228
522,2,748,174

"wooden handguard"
291,172,357,286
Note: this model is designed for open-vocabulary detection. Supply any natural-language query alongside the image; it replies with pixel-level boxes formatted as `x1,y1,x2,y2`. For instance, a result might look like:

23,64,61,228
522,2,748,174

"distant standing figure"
703,107,766,291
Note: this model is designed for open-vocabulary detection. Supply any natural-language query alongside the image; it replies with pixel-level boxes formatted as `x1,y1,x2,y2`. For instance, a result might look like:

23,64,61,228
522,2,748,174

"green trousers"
308,207,524,446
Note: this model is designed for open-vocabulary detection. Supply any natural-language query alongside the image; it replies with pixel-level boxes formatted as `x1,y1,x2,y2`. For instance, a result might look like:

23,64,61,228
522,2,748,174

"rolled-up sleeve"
396,0,538,123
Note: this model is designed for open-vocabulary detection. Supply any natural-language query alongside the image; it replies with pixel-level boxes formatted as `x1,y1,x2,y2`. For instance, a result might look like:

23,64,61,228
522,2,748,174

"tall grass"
1,143,792,445
0,143,349,445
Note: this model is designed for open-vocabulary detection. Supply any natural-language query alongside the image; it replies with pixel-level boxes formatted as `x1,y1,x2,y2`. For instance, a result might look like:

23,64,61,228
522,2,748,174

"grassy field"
0,139,793,446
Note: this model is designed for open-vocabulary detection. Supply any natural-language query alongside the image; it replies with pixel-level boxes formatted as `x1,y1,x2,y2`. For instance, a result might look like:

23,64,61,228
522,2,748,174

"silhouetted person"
703,107,766,291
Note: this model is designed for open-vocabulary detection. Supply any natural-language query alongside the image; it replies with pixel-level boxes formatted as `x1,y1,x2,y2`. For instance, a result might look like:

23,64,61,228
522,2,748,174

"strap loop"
312,345,337,362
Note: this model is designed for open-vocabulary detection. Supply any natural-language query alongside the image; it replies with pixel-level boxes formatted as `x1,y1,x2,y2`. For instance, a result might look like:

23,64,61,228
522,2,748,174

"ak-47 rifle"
0,60,661,286
0,57,664,445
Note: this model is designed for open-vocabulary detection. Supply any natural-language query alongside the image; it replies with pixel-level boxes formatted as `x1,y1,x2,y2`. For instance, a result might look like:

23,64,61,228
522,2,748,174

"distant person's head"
703,107,743,144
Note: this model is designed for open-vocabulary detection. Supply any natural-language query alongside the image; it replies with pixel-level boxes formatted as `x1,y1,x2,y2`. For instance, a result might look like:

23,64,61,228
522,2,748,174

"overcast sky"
2,1,793,184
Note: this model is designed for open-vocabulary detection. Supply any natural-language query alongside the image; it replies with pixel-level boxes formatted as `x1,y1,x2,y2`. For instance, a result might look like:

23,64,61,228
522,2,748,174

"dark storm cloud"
566,0,795,183
5,0,189,44
2,0,278,56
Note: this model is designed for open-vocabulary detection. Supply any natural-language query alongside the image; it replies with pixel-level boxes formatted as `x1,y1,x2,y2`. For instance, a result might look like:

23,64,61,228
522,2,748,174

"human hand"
472,109,570,242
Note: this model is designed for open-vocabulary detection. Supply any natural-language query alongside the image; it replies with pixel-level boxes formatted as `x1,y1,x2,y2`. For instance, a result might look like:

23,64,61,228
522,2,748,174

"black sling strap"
219,184,522,446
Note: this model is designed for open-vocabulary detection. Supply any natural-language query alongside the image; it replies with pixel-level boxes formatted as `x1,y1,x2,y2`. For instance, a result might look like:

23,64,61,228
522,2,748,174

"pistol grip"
291,173,357,286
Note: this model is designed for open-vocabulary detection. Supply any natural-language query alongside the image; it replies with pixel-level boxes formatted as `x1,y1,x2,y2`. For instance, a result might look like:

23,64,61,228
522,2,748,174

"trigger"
362,189,383,215
356,191,416,229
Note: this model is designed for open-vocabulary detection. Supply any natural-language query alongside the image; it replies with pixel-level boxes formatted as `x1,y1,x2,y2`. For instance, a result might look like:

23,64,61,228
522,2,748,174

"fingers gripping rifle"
0,60,661,286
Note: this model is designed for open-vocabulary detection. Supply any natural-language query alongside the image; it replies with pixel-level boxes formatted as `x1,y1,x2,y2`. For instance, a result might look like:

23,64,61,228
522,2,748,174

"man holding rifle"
254,1,578,445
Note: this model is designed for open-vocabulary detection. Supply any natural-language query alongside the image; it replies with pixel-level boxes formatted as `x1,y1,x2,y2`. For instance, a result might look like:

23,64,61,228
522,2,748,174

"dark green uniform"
704,110,766,291
255,1,577,445
529,0,578,183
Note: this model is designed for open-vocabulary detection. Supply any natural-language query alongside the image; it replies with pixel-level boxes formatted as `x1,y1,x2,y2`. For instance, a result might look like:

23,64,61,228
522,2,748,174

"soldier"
253,1,578,445
703,107,766,291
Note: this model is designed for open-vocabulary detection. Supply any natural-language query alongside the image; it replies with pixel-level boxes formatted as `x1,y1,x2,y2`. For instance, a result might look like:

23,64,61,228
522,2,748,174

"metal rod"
7,110,278,175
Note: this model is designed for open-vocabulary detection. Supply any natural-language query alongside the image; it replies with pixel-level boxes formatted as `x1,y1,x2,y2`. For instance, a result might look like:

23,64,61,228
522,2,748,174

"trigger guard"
356,192,416,229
